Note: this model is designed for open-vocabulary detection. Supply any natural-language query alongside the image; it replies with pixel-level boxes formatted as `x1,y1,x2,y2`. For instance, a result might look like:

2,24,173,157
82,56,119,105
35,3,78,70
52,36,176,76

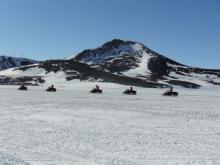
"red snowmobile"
123,86,137,95
46,85,57,92
163,87,178,96
18,84,28,91
90,85,102,94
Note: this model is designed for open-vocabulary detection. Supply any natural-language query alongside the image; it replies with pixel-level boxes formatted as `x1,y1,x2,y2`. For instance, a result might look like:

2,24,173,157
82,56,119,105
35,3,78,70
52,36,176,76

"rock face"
148,56,169,76
0,56,38,70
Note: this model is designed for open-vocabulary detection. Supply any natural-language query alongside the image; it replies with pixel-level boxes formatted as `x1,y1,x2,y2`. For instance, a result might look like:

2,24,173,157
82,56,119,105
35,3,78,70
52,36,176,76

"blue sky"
0,0,219,68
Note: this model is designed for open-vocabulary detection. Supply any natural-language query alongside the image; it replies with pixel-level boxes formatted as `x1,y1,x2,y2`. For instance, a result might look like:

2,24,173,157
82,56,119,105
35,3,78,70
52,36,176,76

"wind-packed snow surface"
0,83,220,165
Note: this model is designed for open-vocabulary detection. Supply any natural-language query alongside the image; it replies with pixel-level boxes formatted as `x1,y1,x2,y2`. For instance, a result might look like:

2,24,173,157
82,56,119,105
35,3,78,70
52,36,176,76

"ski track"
0,84,220,165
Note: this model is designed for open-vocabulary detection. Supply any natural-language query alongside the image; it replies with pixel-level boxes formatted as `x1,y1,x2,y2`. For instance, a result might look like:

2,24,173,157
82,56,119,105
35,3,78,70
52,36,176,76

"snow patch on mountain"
43,71,69,85
122,51,152,77
167,71,220,87
0,64,46,77
130,42,145,51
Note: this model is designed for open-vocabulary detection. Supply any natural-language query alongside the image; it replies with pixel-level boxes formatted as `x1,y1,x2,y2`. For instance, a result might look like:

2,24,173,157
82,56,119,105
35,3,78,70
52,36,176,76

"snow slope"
0,83,220,165
0,64,46,77
122,50,151,77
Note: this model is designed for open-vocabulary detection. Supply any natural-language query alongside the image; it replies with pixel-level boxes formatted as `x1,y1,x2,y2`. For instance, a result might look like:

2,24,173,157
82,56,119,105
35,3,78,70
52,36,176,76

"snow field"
0,83,220,165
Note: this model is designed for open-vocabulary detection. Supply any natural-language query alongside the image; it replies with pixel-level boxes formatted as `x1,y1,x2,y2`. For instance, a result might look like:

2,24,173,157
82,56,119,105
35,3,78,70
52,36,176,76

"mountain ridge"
0,39,219,88
0,55,38,70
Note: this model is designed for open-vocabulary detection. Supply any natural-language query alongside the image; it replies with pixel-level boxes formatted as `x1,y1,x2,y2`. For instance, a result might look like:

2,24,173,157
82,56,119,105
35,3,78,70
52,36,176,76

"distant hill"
0,55,38,70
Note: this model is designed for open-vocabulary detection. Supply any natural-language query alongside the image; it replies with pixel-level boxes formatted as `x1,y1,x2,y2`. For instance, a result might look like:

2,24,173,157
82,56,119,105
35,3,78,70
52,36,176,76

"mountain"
68,39,220,88
69,39,184,74
0,39,219,88
68,39,184,76
68,39,186,79
0,55,38,70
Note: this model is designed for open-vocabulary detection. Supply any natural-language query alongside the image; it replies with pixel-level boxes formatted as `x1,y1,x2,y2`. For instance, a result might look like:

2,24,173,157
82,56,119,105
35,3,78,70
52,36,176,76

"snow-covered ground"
0,83,220,165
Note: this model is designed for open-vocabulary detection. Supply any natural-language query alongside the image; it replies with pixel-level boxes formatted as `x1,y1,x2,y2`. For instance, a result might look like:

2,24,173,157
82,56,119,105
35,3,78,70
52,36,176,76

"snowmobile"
90,85,102,94
18,85,28,91
123,87,137,95
163,88,178,96
163,91,178,96
90,88,102,93
46,85,56,92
